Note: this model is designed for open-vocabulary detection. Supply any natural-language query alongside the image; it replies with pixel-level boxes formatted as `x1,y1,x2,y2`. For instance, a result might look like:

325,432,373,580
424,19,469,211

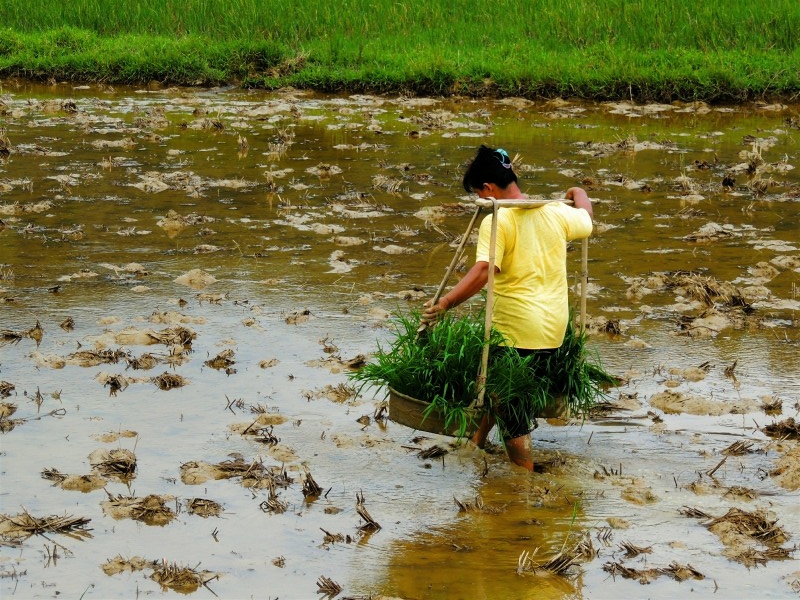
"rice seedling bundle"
350,307,615,437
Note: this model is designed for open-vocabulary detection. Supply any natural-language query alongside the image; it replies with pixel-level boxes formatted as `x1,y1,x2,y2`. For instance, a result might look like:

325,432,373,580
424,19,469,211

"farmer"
422,145,593,471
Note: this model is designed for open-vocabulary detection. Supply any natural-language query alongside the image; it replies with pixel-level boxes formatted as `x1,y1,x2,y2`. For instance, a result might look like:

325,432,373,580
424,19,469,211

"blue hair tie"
494,148,512,168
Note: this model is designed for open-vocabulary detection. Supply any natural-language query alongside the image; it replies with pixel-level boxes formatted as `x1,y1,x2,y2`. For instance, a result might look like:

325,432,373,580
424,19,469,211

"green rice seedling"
349,306,615,437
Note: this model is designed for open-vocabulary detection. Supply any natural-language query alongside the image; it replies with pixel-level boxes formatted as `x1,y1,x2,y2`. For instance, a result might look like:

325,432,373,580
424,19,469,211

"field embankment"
1,0,799,101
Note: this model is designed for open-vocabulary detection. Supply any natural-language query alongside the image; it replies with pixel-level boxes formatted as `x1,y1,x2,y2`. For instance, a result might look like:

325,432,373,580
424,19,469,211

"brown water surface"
1,82,799,599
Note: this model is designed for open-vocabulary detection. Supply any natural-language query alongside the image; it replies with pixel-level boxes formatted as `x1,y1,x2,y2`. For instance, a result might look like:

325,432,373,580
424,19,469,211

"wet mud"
0,82,799,599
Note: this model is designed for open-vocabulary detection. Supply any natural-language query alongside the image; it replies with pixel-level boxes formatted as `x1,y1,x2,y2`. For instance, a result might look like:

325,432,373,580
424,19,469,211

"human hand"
565,187,587,202
420,298,448,326
565,187,593,220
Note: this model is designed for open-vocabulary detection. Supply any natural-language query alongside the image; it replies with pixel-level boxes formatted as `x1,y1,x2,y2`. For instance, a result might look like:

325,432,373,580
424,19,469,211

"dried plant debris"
679,506,712,519
126,352,159,370
316,575,342,598
760,397,783,415
180,457,293,489
660,562,705,582
534,455,568,473
453,494,505,515
722,440,756,455
180,457,263,484
148,326,196,347
763,417,800,439
259,483,288,514
204,348,235,370
306,354,366,374
723,486,759,501
185,498,223,518
0,509,92,541
418,445,448,459
102,555,154,576
320,528,349,545
573,533,598,561
304,383,356,403
233,413,289,435
152,371,189,390
681,505,792,565
356,491,381,531
67,348,129,367
252,425,280,446
0,402,18,433
0,381,15,397
285,308,312,324
302,468,323,498
150,559,220,594
619,541,653,557
706,508,788,545
41,468,106,492
625,270,751,310
88,448,137,480
517,546,581,577
102,493,176,526
603,560,704,584
100,373,130,396
0,321,43,346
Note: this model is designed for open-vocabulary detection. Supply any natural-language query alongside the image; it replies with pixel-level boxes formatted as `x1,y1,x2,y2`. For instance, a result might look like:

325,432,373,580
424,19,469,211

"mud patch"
620,482,659,505
93,430,138,443
101,493,176,526
185,498,223,518
770,444,800,490
649,390,757,415
101,555,153,576
683,506,793,566
41,468,107,492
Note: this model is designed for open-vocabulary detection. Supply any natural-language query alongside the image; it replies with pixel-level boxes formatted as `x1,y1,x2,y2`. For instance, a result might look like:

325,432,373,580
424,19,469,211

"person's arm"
565,187,592,221
422,261,493,322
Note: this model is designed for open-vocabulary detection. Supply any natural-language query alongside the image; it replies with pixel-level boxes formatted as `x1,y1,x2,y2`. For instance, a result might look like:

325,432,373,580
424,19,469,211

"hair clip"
494,148,512,168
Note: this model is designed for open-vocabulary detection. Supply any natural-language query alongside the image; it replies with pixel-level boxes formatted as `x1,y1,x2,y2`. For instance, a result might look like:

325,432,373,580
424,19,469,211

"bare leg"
470,413,495,448
505,434,534,471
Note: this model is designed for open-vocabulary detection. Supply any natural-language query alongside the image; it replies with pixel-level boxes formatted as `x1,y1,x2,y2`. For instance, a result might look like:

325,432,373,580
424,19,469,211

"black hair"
462,144,518,193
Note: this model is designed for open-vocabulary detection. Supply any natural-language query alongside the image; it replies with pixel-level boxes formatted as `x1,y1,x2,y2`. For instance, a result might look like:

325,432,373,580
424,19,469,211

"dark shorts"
493,347,555,440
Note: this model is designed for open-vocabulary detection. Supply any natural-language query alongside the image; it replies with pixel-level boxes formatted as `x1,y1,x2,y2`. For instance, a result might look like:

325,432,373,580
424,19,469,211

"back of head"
462,145,518,193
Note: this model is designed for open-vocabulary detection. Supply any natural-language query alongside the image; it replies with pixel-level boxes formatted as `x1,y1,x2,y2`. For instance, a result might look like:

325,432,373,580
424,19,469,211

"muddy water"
1,82,799,599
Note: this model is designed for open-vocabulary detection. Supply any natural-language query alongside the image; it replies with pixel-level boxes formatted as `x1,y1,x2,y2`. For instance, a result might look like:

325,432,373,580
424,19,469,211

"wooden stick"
475,198,499,409
473,198,575,209
417,205,482,337
580,237,588,332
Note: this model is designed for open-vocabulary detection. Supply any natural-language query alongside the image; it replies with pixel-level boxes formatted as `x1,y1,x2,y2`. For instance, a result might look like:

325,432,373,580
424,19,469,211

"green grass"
1,0,799,100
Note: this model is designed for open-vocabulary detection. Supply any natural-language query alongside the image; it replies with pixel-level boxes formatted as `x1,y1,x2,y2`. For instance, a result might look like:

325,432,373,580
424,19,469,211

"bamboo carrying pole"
475,198,499,408
417,206,482,337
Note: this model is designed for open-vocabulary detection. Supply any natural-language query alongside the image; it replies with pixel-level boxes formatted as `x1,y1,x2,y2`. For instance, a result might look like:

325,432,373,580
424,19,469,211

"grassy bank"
1,0,799,101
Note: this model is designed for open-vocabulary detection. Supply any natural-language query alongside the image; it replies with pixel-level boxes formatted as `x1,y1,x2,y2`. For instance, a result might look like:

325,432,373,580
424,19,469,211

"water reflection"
370,466,584,600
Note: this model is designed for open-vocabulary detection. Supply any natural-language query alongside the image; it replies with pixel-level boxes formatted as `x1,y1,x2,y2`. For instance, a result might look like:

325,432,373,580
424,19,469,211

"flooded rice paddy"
1,82,799,599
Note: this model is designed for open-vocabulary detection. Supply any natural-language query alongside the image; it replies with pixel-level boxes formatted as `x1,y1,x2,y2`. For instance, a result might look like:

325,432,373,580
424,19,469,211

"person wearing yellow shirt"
422,145,593,471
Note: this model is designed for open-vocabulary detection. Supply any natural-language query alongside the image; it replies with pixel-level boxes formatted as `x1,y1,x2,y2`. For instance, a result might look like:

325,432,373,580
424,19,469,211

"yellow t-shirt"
476,202,593,349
